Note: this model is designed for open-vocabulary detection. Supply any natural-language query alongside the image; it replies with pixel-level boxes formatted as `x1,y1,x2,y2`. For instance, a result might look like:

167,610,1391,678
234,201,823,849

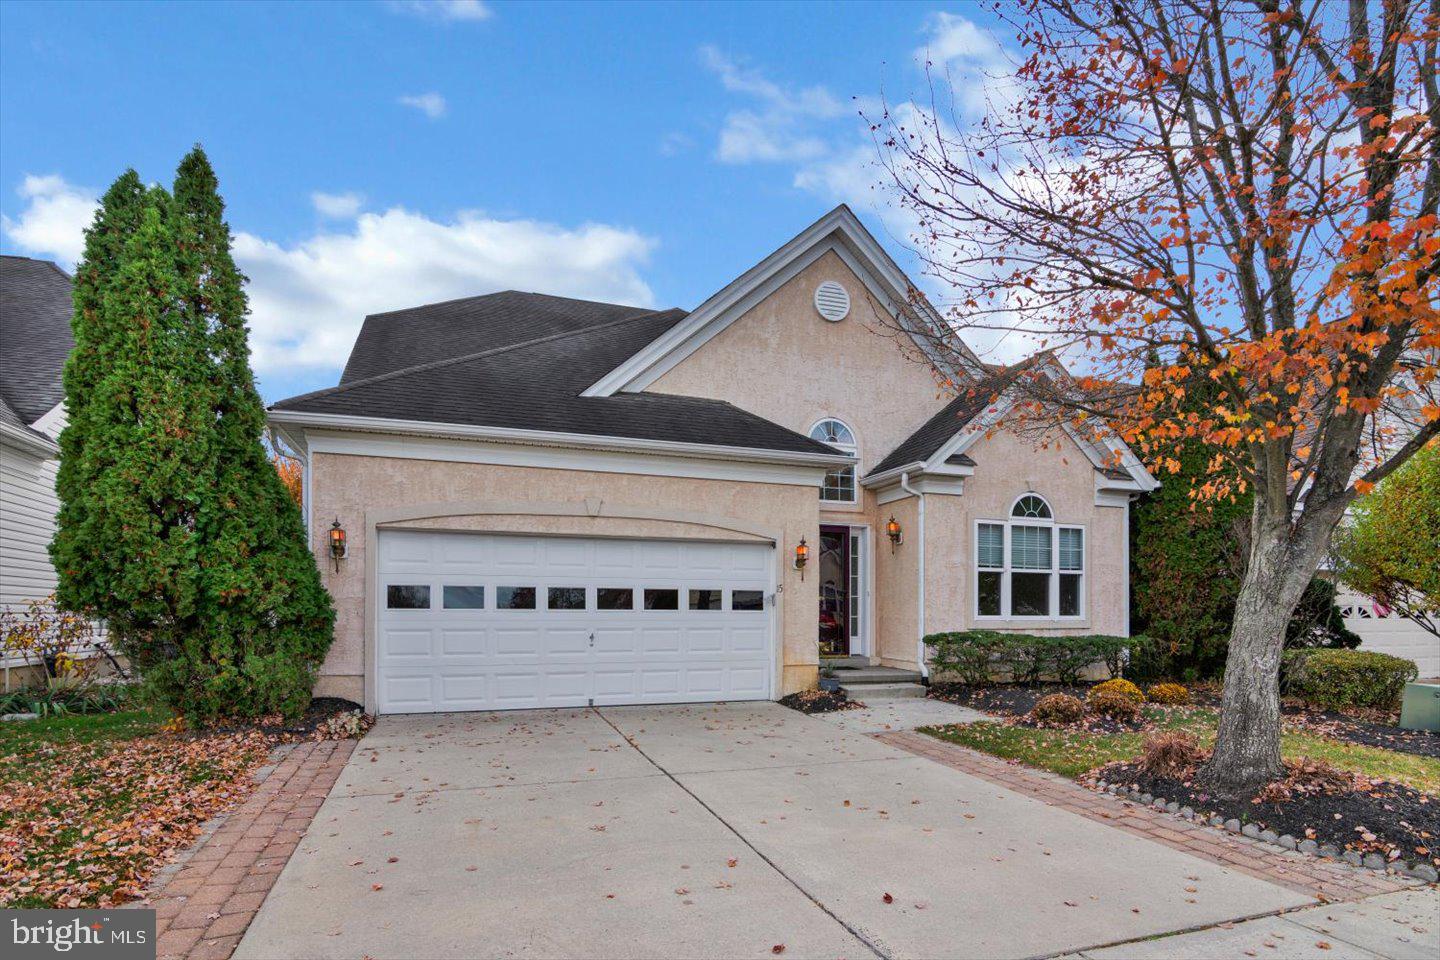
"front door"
818,525,850,657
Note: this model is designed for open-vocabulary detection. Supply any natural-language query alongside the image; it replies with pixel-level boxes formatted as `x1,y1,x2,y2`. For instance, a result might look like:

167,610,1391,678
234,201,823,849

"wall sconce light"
794,537,809,579
328,518,347,573
886,515,904,552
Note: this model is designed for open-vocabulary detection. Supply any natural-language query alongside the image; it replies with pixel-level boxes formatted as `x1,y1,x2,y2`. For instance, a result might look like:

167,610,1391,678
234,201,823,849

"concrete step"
839,682,927,700
828,667,923,684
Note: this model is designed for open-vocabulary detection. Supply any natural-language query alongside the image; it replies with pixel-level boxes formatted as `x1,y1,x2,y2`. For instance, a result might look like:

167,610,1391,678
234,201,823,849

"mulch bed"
779,690,865,714
1099,759,1439,869
203,696,365,739
931,681,1440,759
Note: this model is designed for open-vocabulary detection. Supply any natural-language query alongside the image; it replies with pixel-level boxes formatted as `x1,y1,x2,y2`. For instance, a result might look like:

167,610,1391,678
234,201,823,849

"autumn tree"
272,452,303,508
1336,443,1439,636
874,0,1439,791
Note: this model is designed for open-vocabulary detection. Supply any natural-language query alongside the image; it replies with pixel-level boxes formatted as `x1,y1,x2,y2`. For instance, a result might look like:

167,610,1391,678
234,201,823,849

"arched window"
1011,494,1052,519
975,493,1084,620
809,418,857,503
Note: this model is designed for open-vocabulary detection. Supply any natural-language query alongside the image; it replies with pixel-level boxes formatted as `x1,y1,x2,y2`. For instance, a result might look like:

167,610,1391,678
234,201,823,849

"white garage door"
1338,589,1440,678
376,530,775,713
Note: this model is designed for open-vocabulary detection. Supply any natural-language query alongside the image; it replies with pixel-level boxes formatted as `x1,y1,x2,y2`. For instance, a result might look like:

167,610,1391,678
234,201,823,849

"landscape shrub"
1085,690,1142,722
1282,649,1417,711
1030,693,1086,725
1089,678,1145,705
1145,682,1191,705
1138,731,1204,776
926,631,1147,686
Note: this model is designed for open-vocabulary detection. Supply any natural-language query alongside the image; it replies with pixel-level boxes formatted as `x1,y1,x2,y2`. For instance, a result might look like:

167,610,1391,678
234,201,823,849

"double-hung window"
975,494,1085,620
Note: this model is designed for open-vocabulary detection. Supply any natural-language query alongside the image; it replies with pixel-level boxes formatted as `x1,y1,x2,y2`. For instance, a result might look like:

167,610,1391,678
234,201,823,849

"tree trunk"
1199,513,1312,795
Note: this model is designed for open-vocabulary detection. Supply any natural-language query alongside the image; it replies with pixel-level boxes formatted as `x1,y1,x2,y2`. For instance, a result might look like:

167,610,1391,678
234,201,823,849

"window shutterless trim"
971,516,1087,622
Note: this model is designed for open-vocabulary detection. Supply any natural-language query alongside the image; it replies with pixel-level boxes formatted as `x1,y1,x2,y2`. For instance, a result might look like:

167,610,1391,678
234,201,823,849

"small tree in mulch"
52,149,334,724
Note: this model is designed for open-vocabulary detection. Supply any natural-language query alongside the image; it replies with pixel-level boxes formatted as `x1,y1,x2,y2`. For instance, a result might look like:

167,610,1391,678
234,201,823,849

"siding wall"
0,438,60,611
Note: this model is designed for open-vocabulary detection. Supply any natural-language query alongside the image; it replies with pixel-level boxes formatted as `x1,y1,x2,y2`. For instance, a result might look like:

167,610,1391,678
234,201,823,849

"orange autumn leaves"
0,732,269,908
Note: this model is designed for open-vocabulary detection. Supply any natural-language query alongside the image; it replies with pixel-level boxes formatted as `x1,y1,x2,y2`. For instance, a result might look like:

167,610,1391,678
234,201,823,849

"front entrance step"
839,682,927,700
827,666,923,685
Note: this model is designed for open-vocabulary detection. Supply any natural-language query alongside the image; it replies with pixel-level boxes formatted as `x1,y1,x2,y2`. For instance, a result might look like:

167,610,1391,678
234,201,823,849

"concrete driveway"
236,702,1312,960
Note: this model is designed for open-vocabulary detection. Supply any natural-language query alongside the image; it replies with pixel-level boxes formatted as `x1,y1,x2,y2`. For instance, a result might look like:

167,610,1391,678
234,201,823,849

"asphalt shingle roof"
0,255,73,425
867,389,996,477
340,290,658,385
274,294,839,457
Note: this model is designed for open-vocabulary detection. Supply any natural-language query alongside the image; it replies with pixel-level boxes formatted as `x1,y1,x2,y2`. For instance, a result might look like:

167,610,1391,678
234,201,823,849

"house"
0,255,73,629
267,206,1158,715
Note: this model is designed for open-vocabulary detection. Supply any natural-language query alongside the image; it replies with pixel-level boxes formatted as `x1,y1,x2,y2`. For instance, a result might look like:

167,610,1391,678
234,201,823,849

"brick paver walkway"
138,738,355,960
876,730,1417,904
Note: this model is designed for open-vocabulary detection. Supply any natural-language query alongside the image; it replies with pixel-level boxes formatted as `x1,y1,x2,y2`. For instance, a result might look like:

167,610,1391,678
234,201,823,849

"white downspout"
900,471,928,678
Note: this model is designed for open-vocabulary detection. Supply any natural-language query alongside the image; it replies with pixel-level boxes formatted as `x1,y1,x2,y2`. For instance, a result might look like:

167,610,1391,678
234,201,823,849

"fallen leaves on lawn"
0,730,269,908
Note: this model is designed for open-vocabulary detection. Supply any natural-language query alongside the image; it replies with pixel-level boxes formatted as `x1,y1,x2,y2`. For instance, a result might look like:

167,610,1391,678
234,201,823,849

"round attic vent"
814,280,851,322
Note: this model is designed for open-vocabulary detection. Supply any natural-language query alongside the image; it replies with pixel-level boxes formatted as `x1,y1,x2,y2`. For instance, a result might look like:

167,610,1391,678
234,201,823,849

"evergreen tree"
165,146,334,721
1129,370,1252,681
53,171,149,620
52,191,218,667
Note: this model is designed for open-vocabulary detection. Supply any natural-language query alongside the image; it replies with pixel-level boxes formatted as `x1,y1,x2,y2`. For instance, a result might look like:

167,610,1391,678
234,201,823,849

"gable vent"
813,281,851,322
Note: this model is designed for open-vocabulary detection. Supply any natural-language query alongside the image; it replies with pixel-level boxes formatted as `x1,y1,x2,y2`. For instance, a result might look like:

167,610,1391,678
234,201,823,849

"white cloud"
311,191,364,219
658,131,695,157
3,174,657,376
916,12,1001,66
386,1,492,23
398,91,447,119
699,45,850,165
1,174,98,266
914,13,1014,115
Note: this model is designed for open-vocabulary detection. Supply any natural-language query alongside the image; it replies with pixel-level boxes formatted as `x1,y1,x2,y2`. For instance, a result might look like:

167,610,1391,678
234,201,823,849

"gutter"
266,408,855,470
0,420,59,457
900,471,928,679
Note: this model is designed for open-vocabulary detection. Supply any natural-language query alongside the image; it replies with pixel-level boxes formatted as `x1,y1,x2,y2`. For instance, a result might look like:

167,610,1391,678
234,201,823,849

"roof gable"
581,205,986,398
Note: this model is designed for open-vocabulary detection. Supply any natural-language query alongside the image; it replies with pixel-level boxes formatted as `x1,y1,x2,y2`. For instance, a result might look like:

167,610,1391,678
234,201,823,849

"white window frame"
973,494,1087,622
808,418,859,504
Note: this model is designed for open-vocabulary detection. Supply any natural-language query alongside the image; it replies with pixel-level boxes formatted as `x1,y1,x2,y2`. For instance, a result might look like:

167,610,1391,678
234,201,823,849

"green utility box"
1399,682,1440,733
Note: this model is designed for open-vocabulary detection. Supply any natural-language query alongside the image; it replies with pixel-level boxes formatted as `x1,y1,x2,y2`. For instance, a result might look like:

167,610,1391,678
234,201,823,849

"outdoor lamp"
794,537,809,579
328,518,347,572
886,515,904,551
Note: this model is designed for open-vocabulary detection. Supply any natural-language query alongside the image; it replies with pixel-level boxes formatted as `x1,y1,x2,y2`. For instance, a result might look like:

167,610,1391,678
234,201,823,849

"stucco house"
267,206,1160,715
0,255,73,642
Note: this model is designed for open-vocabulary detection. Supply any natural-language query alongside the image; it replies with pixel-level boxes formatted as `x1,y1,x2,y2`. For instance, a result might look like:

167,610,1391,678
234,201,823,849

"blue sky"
1,0,1010,402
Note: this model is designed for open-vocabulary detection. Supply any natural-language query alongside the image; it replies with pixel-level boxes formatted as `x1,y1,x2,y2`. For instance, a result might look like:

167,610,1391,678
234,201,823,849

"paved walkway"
236,703,1319,959
137,738,355,960
811,695,989,733
1067,888,1438,959
877,730,1416,904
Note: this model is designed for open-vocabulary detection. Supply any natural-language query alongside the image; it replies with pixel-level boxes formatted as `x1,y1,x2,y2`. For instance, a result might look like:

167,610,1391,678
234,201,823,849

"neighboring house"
1334,590,1439,678
0,255,72,626
267,206,1158,715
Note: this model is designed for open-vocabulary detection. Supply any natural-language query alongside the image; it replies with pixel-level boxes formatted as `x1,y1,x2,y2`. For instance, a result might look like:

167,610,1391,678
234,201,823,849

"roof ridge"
274,307,685,408
364,288,659,322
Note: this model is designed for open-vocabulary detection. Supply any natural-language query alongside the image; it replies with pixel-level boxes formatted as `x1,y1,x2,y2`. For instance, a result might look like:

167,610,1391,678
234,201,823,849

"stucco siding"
648,249,951,510
307,449,823,707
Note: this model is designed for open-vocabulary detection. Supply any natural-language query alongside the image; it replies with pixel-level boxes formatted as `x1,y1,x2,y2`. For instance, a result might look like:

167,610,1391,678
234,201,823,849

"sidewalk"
1063,888,1438,959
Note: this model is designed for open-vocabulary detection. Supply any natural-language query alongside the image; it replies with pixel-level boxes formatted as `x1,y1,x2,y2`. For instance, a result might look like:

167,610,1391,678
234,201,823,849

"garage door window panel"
547,587,586,610
496,586,537,609
732,590,764,611
597,588,634,610
387,585,431,609
689,589,723,610
644,588,679,610
442,585,485,609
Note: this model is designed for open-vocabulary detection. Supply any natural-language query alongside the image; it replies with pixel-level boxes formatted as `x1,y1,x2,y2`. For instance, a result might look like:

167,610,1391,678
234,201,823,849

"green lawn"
0,706,168,752
921,706,1440,793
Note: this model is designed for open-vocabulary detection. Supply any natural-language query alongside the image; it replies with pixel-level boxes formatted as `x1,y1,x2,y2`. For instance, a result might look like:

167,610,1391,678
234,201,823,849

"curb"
1094,778,1440,885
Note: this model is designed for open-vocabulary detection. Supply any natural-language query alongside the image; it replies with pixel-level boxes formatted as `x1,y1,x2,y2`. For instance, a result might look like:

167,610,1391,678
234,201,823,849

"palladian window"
975,494,1084,620
809,419,857,503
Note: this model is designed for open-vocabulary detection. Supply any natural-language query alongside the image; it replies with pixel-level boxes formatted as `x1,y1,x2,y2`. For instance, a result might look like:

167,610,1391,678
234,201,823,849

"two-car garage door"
376,530,775,714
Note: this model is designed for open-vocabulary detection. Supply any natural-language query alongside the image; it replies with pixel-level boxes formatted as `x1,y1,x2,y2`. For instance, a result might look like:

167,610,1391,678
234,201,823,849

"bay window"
975,494,1085,620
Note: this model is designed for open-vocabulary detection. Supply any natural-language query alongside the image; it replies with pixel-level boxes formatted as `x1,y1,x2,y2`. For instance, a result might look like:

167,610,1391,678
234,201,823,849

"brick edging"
875,730,1418,903
137,738,356,960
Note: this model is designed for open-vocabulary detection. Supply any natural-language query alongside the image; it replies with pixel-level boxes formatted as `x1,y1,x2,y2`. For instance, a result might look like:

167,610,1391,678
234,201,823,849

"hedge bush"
1086,690,1142,722
926,631,1148,685
1281,649,1417,710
